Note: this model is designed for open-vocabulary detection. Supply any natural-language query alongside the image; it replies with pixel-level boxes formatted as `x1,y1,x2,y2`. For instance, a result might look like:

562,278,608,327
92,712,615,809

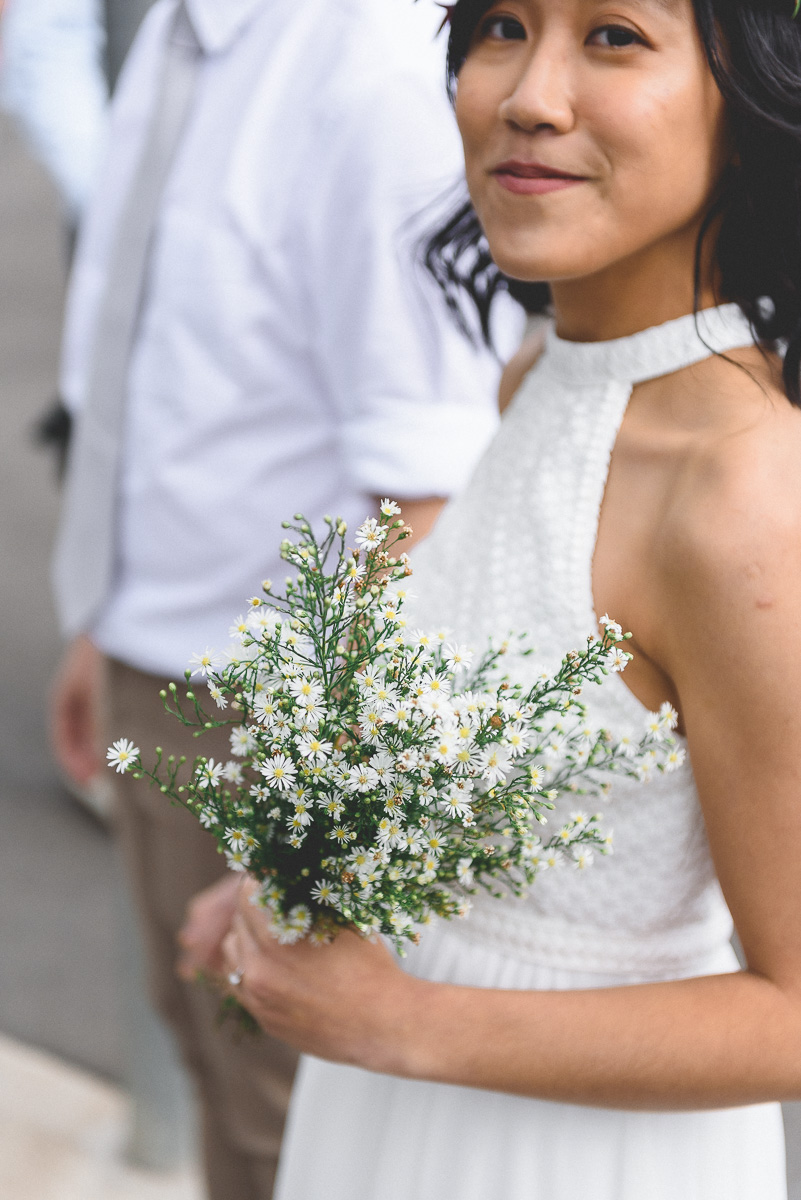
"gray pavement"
1,104,800,1195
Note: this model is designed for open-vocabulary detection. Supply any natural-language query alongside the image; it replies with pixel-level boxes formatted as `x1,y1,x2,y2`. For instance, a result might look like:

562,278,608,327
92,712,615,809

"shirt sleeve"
305,58,517,501
0,0,109,218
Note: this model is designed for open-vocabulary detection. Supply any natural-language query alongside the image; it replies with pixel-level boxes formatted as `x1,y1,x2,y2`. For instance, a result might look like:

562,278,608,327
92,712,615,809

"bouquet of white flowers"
108,502,682,952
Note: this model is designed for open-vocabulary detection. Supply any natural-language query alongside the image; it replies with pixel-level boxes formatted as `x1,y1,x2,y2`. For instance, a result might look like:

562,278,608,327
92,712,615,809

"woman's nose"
499,42,577,135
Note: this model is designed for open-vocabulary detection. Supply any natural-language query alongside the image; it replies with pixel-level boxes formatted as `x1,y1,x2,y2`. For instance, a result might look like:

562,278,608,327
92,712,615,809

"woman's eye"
589,25,645,49
479,15,527,42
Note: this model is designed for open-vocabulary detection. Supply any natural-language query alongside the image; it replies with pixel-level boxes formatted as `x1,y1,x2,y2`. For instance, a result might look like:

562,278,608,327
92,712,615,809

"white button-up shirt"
59,0,511,677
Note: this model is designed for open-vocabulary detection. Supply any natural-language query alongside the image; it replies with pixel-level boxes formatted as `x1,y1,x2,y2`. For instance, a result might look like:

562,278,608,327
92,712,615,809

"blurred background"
1,2,800,1198
0,2,203,1195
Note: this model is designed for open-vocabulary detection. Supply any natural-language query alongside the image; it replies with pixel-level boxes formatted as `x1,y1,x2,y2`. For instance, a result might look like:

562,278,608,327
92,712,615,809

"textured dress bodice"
407,304,755,981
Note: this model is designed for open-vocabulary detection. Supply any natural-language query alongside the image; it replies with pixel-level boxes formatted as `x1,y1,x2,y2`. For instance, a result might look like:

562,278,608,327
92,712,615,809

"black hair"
425,0,801,405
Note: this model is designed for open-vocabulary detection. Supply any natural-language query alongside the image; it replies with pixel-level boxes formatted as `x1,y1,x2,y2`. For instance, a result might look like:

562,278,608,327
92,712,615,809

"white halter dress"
274,307,787,1200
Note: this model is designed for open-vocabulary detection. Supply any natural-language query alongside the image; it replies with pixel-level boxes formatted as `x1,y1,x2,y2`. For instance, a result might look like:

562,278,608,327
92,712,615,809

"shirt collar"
184,0,269,53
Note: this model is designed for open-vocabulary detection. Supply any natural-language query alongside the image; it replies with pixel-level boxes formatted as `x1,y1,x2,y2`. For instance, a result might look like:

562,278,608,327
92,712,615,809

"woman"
185,1,801,1195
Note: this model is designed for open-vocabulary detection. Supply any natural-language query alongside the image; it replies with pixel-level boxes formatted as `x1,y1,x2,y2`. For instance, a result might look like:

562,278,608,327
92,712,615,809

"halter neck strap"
539,304,755,388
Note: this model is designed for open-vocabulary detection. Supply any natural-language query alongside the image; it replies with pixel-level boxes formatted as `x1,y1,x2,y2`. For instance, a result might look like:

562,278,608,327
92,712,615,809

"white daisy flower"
208,683,228,710
528,764,547,791
359,705,383,741
379,499,401,517
354,517,387,552
253,694,280,725
439,794,473,821
380,601,401,625
543,733,566,759
663,746,686,773
418,692,455,721
400,828,424,855
221,761,244,785
383,790,406,815
260,754,297,791
615,733,637,759
377,818,405,849
369,750,397,787
296,733,332,765
317,795,345,820
431,729,458,765
572,846,595,871
456,858,475,886
230,725,257,757
385,699,413,728
443,643,474,673
388,908,413,934
658,702,679,730
504,724,530,757
478,744,512,786
344,559,366,582
424,830,447,858
347,846,373,874
644,712,668,742
287,676,323,702
196,758,224,789
229,615,250,641
358,669,381,693
246,607,282,638
599,614,624,641
329,825,356,844
371,682,398,708
107,738,139,774
225,848,251,873
346,763,379,793
225,828,248,852
188,648,222,678
310,879,339,906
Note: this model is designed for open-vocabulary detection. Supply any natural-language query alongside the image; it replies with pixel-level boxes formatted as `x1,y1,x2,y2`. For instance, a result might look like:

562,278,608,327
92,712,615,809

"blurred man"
50,0,509,1196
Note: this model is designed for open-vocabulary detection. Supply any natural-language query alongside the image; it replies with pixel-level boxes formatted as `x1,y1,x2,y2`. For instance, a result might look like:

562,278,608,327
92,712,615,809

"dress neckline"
539,303,755,388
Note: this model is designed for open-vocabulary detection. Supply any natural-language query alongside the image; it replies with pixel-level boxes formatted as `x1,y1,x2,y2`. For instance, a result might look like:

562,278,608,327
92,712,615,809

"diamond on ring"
227,969,243,987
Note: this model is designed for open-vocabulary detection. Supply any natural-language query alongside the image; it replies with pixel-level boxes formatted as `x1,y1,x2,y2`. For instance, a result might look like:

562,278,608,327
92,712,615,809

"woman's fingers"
235,880,278,949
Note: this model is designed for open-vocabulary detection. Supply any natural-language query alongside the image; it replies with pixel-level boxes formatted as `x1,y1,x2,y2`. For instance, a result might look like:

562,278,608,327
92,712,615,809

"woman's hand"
221,879,425,1072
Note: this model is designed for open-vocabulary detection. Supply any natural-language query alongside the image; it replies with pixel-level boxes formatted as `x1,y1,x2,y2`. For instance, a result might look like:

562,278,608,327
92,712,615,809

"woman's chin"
488,245,597,290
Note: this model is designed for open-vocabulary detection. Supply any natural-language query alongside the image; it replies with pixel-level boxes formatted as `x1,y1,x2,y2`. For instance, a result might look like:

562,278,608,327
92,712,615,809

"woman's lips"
492,159,587,196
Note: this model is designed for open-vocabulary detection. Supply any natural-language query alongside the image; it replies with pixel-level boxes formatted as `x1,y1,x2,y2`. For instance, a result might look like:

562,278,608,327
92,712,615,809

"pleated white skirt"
274,924,787,1200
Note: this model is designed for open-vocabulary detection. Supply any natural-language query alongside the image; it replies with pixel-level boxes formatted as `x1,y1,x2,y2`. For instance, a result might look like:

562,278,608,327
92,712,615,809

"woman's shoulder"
652,348,801,597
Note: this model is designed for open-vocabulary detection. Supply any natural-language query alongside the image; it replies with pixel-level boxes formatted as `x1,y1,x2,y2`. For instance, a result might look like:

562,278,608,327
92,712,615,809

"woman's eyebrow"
624,0,682,12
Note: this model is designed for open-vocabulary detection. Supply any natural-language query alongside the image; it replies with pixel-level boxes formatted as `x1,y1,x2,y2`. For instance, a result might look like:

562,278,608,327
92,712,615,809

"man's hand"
177,873,243,982
50,634,105,786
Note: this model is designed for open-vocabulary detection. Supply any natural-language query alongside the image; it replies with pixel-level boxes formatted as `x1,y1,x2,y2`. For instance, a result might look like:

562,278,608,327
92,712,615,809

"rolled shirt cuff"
342,399,499,500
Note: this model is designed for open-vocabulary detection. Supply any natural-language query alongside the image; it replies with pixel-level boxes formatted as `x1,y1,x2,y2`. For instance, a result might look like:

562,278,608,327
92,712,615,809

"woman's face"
455,0,730,290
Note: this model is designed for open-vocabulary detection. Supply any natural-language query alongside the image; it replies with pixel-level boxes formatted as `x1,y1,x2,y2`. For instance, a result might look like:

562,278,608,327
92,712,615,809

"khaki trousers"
107,660,299,1200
